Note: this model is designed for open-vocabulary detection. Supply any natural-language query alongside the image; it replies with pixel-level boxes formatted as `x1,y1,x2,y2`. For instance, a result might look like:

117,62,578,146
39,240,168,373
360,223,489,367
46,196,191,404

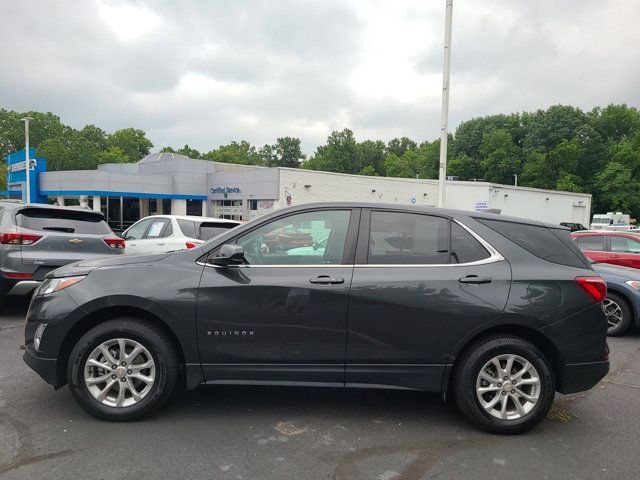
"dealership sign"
7,159,36,173
210,186,241,194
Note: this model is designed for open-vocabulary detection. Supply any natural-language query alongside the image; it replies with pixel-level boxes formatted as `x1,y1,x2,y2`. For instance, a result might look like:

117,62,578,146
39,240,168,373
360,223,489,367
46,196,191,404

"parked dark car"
571,230,640,269
1,201,124,296
23,203,609,434
560,222,587,232
592,261,640,336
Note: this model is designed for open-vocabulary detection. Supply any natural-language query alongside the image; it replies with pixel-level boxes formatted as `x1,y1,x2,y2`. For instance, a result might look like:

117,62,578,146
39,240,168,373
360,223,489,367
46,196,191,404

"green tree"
304,129,359,174
357,140,387,175
79,125,108,150
107,128,153,162
176,144,202,158
447,154,479,180
386,137,417,158
520,151,553,189
384,153,414,178
358,165,378,176
592,104,640,142
595,162,640,215
556,172,583,193
204,141,262,165
97,146,130,164
272,137,305,168
479,129,521,184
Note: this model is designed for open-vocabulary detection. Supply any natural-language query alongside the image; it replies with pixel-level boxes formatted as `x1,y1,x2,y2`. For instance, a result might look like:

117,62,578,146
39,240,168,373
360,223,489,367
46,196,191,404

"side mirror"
210,244,245,266
312,241,319,250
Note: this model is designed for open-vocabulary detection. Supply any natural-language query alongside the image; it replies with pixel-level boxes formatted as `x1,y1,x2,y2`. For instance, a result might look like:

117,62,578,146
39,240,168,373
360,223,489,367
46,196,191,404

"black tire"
67,317,179,421
453,335,555,434
604,292,632,337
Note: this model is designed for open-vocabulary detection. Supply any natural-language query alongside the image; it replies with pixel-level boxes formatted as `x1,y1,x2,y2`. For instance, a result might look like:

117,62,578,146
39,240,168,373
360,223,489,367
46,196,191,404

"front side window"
368,211,449,265
234,210,351,265
124,218,153,240
576,235,605,252
611,236,640,253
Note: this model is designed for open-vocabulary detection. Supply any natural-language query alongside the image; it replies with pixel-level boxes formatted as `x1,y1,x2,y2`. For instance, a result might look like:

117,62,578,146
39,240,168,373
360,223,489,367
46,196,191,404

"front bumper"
23,345,60,386
557,360,609,394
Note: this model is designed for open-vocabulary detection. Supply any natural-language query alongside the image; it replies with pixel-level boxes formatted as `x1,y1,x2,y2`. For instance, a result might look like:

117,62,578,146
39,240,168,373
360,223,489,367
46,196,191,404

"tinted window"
146,218,170,239
235,210,351,265
477,218,587,268
16,208,111,235
451,223,490,264
198,222,238,241
177,219,196,238
368,212,449,265
124,218,153,240
576,235,605,252
611,236,640,253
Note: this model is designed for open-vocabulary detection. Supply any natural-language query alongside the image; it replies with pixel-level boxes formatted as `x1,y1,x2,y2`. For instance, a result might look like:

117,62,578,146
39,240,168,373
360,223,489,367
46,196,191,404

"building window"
186,199,203,216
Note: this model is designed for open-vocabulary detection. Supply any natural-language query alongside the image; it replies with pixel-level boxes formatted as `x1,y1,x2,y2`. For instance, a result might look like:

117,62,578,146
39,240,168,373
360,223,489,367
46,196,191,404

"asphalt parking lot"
1,298,639,480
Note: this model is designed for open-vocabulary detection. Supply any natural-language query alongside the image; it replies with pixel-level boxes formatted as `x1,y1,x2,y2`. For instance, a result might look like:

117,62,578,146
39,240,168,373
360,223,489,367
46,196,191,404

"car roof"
572,230,640,236
264,202,561,229
0,201,105,216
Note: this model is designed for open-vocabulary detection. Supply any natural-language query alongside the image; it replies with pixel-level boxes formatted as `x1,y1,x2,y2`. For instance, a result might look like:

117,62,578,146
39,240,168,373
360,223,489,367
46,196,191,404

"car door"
122,218,154,254
609,235,640,269
141,217,174,252
574,234,608,264
196,207,359,385
346,209,511,391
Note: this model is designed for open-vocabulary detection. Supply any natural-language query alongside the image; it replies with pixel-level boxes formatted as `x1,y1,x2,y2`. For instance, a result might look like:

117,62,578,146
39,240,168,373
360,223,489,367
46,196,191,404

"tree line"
1,104,639,218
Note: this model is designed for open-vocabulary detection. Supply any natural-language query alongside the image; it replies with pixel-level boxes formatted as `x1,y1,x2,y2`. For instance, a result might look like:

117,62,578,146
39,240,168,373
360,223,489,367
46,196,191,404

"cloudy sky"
2,0,639,154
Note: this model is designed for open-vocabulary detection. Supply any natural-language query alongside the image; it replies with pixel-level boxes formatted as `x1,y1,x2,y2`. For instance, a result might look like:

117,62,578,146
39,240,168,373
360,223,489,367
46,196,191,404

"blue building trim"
39,190,207,201
0,190,22,196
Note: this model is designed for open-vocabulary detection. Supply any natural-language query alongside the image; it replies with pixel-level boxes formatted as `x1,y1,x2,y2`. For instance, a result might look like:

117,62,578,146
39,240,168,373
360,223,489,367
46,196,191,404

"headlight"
36,275,86,296
34,323,47,351
625,280,640,290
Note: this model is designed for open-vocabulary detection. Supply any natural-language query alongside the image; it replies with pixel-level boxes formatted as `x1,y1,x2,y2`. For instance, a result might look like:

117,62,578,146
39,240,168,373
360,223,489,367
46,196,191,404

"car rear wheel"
453,335,555,434
67,317,179,421
603,293,632,336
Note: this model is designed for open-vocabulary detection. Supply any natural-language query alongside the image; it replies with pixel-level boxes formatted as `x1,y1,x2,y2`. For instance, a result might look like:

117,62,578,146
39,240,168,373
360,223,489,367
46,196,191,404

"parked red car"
571,231,640,269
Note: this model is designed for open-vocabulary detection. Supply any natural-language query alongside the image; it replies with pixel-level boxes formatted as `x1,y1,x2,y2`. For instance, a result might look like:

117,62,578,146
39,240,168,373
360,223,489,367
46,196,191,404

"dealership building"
3,149,592,231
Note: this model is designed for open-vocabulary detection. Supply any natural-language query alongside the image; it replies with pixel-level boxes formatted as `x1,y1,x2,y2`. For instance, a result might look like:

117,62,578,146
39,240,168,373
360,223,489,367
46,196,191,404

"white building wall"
276,169,439,210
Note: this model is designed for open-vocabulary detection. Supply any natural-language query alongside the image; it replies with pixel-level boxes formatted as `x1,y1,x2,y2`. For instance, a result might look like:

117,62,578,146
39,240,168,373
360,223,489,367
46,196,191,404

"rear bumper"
23,345,60,386
6,280,41,296
557,360,609,394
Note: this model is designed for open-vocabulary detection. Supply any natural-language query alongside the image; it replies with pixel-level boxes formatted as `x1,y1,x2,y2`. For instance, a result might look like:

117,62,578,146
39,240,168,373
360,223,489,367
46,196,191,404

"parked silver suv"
0,201,124,296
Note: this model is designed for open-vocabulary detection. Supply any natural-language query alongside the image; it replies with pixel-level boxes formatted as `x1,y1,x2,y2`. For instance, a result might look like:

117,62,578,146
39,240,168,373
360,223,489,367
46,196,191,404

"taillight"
185,241,204,249
575,276,607,303
0,232,42,245
104,238,125,249
3,272,33,278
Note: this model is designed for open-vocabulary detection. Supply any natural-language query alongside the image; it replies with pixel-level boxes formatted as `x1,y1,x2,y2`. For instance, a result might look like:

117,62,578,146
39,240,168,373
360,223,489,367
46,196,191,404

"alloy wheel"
84,338,156,408
475,354,541,420
602,297,624,332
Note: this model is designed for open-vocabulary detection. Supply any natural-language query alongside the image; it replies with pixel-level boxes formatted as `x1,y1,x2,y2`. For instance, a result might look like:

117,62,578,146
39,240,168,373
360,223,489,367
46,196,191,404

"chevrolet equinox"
23,203,609,434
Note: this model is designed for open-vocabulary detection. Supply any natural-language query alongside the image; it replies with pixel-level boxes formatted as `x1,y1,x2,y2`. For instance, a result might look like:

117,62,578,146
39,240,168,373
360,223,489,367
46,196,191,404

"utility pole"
437,0,453,208
513,173,518,187
21,117,33,205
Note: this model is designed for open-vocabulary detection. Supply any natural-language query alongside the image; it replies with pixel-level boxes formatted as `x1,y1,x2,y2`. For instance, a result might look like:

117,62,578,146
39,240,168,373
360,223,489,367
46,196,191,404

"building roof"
137,152,197,164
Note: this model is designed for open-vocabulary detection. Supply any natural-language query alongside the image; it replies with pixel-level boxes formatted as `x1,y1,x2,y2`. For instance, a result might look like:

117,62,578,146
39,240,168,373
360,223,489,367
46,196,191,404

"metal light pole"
21,117,33,205
513,173,518,187
437,0,453,208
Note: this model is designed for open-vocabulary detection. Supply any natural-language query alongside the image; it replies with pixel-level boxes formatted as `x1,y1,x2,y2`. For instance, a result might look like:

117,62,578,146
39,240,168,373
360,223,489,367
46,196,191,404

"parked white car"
122,215,241,254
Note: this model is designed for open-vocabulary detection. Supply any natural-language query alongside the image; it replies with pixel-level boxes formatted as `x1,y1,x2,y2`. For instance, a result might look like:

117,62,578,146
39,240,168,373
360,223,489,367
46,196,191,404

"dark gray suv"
1,201,124,296
23,203,609,433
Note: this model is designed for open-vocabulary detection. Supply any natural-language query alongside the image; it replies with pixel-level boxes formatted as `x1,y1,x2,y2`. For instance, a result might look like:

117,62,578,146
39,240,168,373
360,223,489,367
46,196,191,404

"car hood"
592,262,640,280
49,252,173,278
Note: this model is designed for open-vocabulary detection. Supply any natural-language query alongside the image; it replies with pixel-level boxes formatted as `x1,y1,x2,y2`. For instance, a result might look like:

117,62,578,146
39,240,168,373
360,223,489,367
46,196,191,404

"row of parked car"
0,200,241,296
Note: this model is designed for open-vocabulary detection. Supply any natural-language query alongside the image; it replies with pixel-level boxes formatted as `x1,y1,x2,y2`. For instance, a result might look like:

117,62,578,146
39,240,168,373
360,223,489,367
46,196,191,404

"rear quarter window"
16,208,111,235
476,218,589,268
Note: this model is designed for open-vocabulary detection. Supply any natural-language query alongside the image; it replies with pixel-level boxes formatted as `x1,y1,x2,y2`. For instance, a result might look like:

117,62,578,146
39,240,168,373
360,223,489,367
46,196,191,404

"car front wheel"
453,335,555,434
67,318,179,421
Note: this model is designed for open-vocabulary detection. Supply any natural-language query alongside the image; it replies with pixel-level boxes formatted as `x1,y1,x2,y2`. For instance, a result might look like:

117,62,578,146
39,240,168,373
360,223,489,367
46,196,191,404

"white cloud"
98,1,161,42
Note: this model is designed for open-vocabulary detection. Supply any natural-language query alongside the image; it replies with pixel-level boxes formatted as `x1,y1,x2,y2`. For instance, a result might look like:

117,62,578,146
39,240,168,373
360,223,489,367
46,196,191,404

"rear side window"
16,208,111,235
450,223,490,264
611,236,640,253
198,222,237,241
576,235,605,251
476,218,588,268
176,219,196,238
368,211,449,265
146,218,171,239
